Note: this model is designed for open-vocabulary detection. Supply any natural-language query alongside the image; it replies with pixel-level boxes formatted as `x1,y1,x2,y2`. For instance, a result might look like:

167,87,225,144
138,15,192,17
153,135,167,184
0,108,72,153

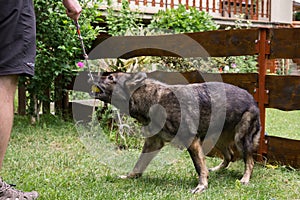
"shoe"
0,178,38,200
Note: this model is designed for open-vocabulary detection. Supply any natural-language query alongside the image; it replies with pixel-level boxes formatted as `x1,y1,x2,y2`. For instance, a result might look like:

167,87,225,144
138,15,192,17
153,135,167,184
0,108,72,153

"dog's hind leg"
234,110,260,184
209,146,233,172
187,138,209,194
120,135,165,179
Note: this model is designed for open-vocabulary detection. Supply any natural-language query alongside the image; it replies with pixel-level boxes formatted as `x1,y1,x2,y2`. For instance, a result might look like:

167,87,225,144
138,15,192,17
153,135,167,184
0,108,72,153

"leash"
74,20,103,117
74,20,95,84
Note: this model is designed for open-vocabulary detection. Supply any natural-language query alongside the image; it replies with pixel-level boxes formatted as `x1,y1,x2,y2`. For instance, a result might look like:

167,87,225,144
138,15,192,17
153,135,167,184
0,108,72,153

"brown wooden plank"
185,29,259,57
148,71,258,94
255,0,259,19
200,0,203,10
266,135,300,168
89,29,259,59
250,0,254,19
221,73,258,92
233,0,237,14
72,71,258,95
266,75,300,111
266,0,269,18
151,0,155,6
160,0,163,7
269,28,300,59
257,28,269,160
261,0,264,17
170,0,174,8
219,0,222,13
245,0,248,16
206,0,209,12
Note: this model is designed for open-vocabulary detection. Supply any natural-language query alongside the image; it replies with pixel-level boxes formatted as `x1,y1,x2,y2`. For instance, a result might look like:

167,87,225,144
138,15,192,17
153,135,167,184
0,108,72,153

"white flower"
224,65,230,71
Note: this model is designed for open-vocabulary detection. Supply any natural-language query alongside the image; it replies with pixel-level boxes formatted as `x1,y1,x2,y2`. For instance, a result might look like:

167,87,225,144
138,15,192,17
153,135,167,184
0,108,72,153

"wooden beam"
269,28,300,59
266,135,300,168
256,28,269,161
89,29,259,59
266,75,300,111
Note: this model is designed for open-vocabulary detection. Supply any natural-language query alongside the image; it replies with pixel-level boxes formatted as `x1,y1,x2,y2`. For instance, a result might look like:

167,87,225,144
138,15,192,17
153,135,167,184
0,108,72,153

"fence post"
42,88,51,114
54,75,63,116
54,75,71,119
18,84,26,115
256,28,270,161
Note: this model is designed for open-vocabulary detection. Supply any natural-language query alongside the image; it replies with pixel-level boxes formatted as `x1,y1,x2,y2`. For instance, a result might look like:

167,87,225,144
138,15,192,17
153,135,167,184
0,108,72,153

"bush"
106,0,142,36
149,4,219,33
21,0,102,119
148,9,257,73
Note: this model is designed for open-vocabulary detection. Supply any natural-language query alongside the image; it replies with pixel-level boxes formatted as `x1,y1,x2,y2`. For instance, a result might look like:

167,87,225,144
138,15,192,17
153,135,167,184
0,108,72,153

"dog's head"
90,72,147,109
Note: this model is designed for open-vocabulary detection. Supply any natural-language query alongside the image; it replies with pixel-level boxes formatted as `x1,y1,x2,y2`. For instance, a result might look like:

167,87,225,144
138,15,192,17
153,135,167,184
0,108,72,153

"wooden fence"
114,0,270,21
20,28,300,168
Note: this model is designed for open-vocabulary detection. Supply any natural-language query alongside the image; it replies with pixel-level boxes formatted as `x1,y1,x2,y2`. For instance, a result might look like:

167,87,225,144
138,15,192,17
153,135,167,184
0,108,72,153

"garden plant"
9,1,300,199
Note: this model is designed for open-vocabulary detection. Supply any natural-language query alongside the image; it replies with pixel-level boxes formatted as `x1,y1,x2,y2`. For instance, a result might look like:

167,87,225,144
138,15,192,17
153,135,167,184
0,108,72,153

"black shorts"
0,0,36,76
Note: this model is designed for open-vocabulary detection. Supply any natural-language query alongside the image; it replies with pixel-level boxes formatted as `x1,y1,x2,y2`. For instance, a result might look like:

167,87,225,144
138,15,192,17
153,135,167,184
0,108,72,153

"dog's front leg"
120,135,165,179
187,138,209,194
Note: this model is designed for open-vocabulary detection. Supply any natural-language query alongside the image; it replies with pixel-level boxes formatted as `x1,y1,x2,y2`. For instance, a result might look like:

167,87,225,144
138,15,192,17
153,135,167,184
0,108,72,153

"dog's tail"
234,105,261,154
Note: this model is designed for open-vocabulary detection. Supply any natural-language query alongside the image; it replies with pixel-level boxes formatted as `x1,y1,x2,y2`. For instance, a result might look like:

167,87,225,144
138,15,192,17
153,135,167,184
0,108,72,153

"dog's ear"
125,72,147,92
131,72,147,84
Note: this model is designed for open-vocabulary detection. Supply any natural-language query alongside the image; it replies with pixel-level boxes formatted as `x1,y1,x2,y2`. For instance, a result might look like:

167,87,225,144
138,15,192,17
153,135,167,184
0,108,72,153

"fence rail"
18,27,300,168
114,0,271,21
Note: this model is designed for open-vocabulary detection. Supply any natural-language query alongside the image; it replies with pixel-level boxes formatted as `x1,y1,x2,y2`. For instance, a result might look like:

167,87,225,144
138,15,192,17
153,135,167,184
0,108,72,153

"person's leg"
0,75,38,199
0,75,18,170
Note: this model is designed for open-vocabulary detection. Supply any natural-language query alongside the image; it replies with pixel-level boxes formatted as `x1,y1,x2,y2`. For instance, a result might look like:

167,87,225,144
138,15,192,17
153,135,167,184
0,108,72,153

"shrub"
106,0,142,36
21,0,102,119
148,9,257,73
149,4,219,33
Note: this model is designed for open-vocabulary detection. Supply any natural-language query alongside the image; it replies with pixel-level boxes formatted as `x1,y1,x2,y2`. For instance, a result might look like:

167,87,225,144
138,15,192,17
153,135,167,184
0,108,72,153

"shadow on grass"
210,168,243,181
100,173,196,191
100,166,245,192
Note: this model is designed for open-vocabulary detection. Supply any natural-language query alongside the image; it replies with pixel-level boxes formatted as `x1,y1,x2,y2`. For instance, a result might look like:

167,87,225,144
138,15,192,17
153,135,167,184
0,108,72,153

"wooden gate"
55,28,300,168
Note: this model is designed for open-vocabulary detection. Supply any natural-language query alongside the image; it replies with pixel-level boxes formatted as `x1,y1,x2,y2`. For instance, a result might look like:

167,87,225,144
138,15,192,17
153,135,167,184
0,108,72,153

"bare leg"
0,75,18,170
0,75,39,199
187,138,209,194
120,135,165,179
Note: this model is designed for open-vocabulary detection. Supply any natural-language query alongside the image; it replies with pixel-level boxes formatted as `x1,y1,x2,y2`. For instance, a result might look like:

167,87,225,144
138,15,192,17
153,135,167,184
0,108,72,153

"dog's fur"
91,72,261,193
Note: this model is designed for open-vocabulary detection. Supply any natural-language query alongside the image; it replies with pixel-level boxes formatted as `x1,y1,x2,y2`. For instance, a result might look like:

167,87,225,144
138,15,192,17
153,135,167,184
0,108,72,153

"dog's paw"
119,175,129,179
239,178,249,185
208,166,219,172
240,174,250,185
119,173,142,179
190,184,208,194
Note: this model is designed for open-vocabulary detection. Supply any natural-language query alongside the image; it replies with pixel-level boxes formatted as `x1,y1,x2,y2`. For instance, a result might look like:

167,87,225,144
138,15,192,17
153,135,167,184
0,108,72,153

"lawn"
266,108,300,140
1,110,299,200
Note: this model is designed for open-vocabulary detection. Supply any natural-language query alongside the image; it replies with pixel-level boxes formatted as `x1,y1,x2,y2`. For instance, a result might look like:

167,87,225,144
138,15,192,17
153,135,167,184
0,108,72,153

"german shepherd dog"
91,72,261,193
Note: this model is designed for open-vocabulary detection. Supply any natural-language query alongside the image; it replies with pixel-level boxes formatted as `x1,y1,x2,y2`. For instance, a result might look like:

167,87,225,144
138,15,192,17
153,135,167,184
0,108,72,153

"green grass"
266,108,300,140
1,113,299,200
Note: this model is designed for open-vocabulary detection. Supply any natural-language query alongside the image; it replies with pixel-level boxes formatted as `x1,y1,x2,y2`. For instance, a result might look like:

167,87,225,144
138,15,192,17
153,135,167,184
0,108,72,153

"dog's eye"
108,75,114,81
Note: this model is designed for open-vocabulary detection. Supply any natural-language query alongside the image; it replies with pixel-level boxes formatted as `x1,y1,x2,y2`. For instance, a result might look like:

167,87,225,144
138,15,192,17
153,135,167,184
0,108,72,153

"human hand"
63,0,82,21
